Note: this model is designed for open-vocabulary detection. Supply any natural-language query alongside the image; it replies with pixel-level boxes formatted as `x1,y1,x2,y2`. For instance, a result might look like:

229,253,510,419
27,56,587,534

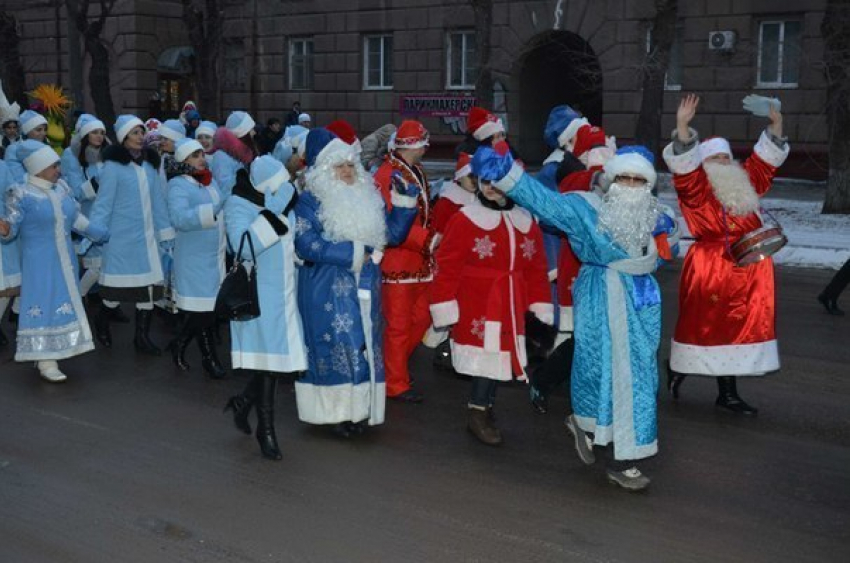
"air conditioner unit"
708,31,737,51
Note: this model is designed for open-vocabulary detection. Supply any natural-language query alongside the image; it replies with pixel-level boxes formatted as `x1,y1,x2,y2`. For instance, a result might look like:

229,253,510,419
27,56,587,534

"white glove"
742,94,781,117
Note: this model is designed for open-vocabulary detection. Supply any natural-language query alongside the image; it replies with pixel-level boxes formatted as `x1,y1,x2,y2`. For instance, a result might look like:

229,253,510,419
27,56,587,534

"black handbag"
215,231,261,321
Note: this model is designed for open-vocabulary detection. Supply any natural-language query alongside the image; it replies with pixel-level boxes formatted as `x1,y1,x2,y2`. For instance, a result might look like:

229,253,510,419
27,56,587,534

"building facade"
0,0,829,175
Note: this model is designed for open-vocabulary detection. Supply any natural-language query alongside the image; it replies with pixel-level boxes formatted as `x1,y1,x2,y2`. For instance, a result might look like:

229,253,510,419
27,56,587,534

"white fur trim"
158,227,176,242
450,341,513,380
78,118,105,139
670,339,779,376
249,215,279,249
298,113,311,123
753,130,789,168
198,203,216,228
430,300,459,328
440,182,476,206
558,117,589,149
390,190,417,208
116,117,144,144
547,268,558,282
529,303,554,326
558,305,574,332
662,139,702,176
604,152,657,188
195,124,216,138
699,137,732,162
472,118,505,141
493,162,525,193
72,214,90,232
254,167,290,194
483,320,501,352
350,241,365,273
175,139,203,162
422,324,449,348
230,350,307,373
80,179,96,200
228,113,255,138
294,380,383,425
454,164,472,181
21,113,47,135
23,146,59,174
542,148,565,166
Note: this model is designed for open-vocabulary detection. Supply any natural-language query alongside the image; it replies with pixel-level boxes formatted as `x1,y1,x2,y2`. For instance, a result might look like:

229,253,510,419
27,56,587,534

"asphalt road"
0,264,848,563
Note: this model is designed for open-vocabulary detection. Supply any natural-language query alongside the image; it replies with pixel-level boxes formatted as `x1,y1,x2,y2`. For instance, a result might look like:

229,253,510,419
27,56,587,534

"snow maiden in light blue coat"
87,115,176,355
0,141,108,382
293,130,418,432
4,109,49,183
61,114,109,295
165,138,227,378
223,155,305,461
211,111,257,198
479,143,678,491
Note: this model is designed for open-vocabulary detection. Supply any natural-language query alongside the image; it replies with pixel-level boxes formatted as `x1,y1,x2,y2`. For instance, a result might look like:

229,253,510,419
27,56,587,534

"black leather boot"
94,304,113,348
817,293,845,316
0,326,7,346
716,376,758,415
198,327,227,379
255,375,282,460
224,372,262,435
666,360,687,399
133,308,161,356
167,313,196,371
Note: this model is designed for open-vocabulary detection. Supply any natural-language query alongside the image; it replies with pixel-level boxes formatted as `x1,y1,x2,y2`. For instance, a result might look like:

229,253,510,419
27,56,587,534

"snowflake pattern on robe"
331,313,354,334
470,316,486,340
330,342,360,377
473,235,496,259
295,216,311,236
317,357,329,375
310,241,322,251
520,237,536,260
323,302,333,312
55,303,74,315
331,276,354,297
323,333,332,342
27,306,43,318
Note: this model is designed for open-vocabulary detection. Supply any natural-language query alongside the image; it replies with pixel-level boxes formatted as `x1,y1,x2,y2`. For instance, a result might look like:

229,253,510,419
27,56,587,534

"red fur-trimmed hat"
454,152,472,181
466,106,505,141
392,120,429,149
572,125,607,158
326,119,359,145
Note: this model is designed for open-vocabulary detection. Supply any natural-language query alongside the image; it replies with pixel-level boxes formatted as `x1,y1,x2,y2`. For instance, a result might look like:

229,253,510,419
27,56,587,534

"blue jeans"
469,377,498,408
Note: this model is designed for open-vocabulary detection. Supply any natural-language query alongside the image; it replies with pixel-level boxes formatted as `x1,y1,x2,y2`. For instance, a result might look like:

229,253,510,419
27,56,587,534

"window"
447,31,477,89
364,35,393,89
289,37,314,90
757,20,801,88
646,26,683,91
223,39,247,90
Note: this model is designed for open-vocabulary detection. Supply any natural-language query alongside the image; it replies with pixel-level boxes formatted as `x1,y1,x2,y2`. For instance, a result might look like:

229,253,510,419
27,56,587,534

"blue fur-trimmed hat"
603,145,657,187
543,105,588,150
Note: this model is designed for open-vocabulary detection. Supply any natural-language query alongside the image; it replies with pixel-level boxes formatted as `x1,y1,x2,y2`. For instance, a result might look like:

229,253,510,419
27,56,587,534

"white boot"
36,360,67,383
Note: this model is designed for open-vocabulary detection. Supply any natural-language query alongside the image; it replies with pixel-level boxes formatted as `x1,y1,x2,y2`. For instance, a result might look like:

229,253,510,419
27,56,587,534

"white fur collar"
439,181,477,206
542,148,565,166
461,199,533,233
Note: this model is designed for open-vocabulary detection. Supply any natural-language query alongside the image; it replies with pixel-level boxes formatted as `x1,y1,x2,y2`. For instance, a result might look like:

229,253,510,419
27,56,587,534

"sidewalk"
422,160,849,270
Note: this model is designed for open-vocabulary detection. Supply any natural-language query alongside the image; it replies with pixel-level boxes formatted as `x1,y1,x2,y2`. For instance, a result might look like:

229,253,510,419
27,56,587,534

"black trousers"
823,258,850,300
530,337,575,403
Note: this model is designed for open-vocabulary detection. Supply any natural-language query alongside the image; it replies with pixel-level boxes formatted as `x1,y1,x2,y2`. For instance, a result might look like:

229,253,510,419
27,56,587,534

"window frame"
446,30,478,90
756,20,801,89
645,25,683,92
288,36,314,91
363,34,394,90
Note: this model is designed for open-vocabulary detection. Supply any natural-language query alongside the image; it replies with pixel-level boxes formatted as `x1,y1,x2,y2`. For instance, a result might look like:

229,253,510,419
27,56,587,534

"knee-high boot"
167,312,199,371
197,325,227,379
94,304,113,348
255,374,282,460
716,376,758,415
134,308,161,356
224,371,262,435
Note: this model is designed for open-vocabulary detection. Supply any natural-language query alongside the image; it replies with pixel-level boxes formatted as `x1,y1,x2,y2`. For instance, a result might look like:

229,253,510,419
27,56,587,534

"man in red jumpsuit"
662,94,789,415
374,120,434,402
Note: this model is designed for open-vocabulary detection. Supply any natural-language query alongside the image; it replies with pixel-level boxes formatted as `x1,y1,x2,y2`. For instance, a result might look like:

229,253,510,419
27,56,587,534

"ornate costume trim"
670,339,780,376
294,380,384,425
430,300,459,328
662,137,701,176
753,130,790,168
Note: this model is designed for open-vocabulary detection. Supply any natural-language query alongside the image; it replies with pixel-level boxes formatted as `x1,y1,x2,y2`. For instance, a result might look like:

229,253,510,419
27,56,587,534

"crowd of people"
0,86,801,491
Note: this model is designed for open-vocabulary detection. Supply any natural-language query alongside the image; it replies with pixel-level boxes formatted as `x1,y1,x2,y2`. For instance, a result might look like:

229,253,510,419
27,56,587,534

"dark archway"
516,31,603,164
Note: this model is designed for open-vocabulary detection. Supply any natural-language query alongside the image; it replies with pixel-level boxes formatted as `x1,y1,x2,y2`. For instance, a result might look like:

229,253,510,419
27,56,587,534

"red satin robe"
431,181,477,248
430,201,552,381
663,132,789,376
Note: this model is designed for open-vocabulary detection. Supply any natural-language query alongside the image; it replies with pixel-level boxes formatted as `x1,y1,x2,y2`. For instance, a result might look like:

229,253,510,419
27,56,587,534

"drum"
730,225,787,266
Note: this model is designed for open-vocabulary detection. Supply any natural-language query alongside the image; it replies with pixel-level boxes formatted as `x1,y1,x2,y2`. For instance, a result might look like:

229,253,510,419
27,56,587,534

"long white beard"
598,183,659,257
305,165,388,250
704,161,760,217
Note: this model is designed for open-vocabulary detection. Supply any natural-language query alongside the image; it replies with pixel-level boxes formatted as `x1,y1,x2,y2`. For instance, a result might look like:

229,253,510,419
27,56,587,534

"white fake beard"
598,183,659,258
305,162,388,250
704,161,759,217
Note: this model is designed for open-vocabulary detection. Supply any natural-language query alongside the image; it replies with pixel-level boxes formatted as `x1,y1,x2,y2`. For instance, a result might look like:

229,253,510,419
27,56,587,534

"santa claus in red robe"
662,94,789,415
